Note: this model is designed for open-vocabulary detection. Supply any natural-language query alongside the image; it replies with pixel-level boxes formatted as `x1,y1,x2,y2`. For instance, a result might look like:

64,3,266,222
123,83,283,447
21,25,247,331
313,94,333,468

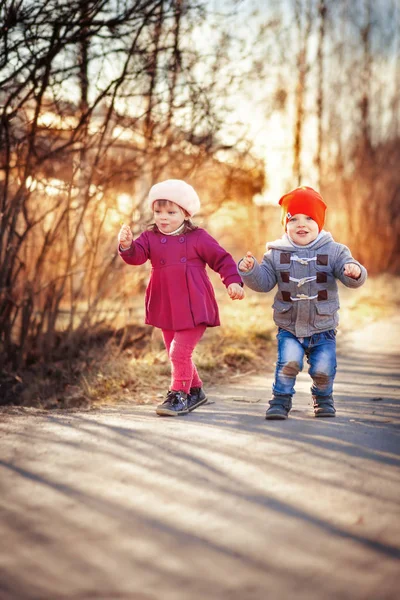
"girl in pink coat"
118,179,244,417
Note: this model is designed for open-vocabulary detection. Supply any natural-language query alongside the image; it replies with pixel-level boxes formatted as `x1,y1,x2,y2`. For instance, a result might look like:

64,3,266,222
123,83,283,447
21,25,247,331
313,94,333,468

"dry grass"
1,275,398,410
87,300,275,408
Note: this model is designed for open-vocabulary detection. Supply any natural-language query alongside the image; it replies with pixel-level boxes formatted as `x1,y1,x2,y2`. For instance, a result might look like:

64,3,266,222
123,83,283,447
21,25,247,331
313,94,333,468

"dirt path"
1,317,399,600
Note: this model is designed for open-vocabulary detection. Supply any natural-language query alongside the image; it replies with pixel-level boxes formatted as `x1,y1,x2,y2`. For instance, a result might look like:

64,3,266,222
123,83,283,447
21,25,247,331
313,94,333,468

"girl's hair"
147,199,198,233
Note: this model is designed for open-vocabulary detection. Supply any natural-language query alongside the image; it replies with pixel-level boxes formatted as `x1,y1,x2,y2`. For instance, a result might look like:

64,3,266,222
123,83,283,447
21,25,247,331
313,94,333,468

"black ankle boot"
265,395,292,420
187,387,208,412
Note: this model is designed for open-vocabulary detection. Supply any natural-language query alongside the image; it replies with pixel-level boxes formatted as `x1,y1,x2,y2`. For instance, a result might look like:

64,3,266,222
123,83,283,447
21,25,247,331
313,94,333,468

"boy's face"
153,200,186,233
286,213,319,245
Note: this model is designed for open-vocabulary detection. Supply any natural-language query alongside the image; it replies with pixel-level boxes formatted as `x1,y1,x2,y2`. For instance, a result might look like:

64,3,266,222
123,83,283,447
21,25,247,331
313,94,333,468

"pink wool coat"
119,228,242,331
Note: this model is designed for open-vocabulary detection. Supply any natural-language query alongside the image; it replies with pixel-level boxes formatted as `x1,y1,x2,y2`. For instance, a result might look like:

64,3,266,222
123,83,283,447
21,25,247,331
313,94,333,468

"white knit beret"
148,179,201,217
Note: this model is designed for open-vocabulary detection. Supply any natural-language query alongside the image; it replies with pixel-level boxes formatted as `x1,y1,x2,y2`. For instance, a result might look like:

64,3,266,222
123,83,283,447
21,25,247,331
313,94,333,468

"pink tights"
162,325,207,393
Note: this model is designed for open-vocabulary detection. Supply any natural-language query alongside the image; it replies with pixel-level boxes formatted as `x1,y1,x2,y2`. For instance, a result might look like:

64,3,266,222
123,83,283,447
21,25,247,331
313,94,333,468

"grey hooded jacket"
239,231,367,338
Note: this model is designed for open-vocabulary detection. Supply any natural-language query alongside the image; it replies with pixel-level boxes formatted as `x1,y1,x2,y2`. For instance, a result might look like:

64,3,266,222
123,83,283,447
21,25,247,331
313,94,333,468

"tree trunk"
315,0,327,188
293,0,313,186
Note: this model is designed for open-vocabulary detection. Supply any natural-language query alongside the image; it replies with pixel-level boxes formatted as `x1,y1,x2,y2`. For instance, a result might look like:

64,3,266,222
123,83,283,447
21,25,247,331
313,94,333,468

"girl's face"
286,213,319,245
153,200,186,233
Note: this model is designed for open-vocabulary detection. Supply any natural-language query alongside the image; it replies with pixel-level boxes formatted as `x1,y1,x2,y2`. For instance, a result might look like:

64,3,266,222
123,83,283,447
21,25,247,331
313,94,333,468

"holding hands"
343,263,361,280
228,283,245,300
118,224,133,250
239,251,255,273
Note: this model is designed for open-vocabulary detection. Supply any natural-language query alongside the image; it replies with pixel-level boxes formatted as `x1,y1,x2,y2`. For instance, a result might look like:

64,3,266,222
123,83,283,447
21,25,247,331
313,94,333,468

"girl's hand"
118,224,133,249
228,283,245,300
344,263,361,279
239,251,255,272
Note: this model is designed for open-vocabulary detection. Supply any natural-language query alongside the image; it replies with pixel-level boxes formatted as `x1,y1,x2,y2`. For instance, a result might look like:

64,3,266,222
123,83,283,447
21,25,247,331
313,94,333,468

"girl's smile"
153,200,186,233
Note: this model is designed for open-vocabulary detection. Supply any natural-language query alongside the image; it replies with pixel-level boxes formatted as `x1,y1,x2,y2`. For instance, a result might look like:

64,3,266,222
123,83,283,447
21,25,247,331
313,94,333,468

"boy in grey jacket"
239,186,367,420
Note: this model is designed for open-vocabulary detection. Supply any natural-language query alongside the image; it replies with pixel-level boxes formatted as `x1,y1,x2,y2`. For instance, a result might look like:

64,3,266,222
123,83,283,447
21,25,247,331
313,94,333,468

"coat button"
160,237,167,244
180,257,187,263
160,259,165,265
179,236,185,243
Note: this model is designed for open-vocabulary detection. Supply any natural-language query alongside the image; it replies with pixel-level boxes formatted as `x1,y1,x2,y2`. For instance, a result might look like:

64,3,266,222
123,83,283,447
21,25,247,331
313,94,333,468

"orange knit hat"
279,186,327,232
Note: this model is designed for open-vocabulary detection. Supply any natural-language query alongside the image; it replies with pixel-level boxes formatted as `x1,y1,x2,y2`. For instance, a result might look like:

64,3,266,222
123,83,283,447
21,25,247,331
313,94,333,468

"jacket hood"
266,230,333,252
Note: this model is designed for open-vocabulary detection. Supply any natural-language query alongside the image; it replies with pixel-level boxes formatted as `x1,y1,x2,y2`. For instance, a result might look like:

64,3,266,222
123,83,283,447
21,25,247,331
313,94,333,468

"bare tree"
315,0,327,188
359,0,373,157
293,0,313,186
0,0,263,369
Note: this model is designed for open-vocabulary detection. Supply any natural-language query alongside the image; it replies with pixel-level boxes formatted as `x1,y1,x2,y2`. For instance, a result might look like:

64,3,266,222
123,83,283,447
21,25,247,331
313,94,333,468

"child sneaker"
156,391,189,416
187,387,208,412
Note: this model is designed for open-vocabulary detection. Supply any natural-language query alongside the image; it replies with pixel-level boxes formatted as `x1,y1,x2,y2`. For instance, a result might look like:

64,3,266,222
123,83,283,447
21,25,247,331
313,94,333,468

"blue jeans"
273,328,337,399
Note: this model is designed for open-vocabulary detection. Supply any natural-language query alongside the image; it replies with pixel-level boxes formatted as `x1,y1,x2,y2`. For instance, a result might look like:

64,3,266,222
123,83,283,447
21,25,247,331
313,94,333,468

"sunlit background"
1,0,399,370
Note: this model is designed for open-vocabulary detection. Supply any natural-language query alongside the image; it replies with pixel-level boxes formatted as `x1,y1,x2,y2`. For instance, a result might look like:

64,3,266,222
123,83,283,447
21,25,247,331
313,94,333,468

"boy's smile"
286,213,319,246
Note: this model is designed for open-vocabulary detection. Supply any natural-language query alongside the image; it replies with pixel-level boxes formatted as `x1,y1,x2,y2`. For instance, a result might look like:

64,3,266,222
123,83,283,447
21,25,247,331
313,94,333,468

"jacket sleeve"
118,231,150,266
195,230,243,287
332,243,367,288
238,250,277,292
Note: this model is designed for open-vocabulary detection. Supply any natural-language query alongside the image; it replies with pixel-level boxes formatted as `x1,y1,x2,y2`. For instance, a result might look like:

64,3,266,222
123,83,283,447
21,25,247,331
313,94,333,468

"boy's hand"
239,251,255,272
344,263,361,280
228,283,245,300
118,224,133,249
